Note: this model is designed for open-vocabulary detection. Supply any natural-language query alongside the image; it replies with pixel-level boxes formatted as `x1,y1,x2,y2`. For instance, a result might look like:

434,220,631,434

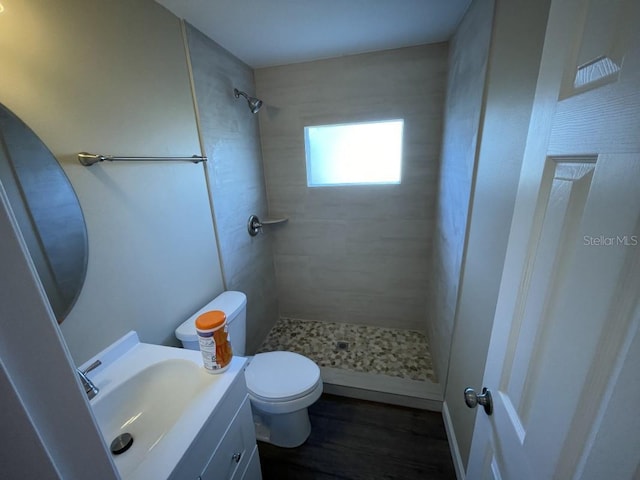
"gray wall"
255,45,447,332
0,0,226,364
444,0,551,470
0,363,60,479
0,185,117,478
429,0,494,383
185,25,279,353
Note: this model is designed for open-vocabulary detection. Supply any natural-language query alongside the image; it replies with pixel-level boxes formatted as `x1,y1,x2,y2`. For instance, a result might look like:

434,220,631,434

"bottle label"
197,331,220,372
197,327,232,373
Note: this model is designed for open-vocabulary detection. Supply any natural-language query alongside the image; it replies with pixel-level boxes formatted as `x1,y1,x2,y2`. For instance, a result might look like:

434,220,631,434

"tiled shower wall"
185,25,279,353
255,45,447,332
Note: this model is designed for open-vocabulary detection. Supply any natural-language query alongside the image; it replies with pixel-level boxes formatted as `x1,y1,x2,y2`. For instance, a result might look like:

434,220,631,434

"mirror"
0,103,88,323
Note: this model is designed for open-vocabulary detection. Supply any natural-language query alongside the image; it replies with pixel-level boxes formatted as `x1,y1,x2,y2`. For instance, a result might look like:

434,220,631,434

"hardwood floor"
257,394,456,480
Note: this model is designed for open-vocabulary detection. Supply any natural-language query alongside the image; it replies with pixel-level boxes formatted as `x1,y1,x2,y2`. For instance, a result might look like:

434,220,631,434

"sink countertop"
82,331,248,480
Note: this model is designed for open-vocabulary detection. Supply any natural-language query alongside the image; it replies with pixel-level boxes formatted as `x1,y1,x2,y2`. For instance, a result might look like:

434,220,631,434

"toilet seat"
245,351,321,403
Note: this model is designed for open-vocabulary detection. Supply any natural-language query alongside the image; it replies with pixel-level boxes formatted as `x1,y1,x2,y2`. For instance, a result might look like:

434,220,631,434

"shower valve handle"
248,215,263,236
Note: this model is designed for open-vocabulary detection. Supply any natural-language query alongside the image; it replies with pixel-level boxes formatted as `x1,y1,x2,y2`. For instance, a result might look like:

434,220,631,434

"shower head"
234,88,263,114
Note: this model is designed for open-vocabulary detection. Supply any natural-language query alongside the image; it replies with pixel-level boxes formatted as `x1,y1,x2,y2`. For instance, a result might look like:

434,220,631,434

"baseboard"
443,401,466,480
321,366,443,411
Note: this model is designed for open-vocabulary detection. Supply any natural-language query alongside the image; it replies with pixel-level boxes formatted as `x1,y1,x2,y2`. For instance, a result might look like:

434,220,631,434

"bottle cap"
195,310,226,330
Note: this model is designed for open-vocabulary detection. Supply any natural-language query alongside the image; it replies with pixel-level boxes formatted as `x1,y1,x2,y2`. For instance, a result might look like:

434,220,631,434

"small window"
304,119,404,187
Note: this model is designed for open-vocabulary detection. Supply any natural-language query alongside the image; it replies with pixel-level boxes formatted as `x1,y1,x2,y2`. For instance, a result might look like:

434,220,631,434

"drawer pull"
232,452,242,463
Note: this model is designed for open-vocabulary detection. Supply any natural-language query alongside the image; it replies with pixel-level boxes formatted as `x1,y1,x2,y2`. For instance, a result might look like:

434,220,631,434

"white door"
466,0,640,478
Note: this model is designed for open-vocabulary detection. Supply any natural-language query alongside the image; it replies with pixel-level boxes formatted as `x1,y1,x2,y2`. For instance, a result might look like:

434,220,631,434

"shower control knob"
464,387,493,415
248,215,263,236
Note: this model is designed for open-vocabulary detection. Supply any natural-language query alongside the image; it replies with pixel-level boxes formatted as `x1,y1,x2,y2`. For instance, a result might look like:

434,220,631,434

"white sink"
82,332,246,480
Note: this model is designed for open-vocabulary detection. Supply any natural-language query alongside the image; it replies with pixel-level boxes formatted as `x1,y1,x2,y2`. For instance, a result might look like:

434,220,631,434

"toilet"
175,291,323,448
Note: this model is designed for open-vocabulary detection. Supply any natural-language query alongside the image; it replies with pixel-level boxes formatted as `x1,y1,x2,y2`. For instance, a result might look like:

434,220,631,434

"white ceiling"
156,0,472,68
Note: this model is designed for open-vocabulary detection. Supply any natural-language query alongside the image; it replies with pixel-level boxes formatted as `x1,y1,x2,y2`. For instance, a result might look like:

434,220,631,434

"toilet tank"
175,291,247,356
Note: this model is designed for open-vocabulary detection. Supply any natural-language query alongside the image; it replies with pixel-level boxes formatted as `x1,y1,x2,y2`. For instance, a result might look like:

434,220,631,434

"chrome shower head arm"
234,88,249,100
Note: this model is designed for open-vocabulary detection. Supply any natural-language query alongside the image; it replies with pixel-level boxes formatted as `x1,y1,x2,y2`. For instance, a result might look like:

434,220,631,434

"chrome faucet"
76,360,101,400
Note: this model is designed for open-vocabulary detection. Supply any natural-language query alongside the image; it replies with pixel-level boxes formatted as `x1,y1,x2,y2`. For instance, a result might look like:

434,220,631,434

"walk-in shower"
258,317,441,407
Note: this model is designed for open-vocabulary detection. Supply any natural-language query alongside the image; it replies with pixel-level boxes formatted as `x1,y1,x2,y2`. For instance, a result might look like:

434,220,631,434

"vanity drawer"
201,396,255,480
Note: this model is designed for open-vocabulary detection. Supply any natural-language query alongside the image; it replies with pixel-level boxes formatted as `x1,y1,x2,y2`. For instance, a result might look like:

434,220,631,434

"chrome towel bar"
78,152,207,166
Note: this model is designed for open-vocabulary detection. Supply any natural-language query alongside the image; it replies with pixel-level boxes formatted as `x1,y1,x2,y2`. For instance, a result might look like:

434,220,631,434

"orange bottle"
195,310,233,374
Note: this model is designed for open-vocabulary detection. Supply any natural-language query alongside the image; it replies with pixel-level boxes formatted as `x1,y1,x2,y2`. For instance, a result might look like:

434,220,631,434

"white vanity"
169,366,261,480
82,332,262,480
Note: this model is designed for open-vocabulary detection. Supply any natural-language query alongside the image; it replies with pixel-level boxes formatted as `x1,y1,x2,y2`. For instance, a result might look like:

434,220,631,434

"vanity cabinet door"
238,445,261,480
201,396,256,480
170,370,250,480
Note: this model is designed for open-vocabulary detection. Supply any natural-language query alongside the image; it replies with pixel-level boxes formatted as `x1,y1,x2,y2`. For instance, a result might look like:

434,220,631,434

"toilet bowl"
245,351,323,447
175,291,323,448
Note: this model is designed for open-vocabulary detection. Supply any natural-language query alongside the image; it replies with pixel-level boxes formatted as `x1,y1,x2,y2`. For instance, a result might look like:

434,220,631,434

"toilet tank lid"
175,291,247,342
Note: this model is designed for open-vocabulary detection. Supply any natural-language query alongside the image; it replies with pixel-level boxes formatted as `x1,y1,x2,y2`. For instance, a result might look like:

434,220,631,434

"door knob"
464,387,493,415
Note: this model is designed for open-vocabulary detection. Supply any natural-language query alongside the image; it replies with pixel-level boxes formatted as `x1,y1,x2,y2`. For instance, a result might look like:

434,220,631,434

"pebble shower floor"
257,317,437,383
